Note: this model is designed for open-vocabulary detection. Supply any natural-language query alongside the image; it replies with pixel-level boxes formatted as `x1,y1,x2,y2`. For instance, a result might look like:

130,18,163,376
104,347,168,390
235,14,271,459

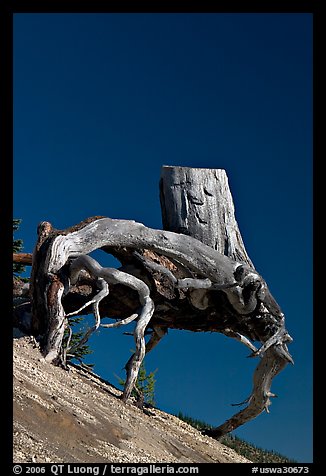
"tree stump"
160,166,253,266
27,166,293,437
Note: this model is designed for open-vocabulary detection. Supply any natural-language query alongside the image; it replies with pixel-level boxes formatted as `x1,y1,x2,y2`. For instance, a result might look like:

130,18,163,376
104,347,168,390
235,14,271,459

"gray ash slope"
13,332,250,463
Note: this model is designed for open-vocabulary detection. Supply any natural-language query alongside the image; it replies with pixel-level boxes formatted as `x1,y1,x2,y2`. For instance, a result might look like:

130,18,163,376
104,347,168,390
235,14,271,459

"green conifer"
13,219,26,276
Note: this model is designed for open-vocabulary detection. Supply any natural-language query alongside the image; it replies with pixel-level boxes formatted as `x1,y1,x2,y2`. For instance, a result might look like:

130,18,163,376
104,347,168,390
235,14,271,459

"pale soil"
13,331,250,464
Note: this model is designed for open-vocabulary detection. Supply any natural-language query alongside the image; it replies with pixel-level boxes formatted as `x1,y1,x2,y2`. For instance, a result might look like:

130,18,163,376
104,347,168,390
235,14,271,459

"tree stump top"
160,165,254,267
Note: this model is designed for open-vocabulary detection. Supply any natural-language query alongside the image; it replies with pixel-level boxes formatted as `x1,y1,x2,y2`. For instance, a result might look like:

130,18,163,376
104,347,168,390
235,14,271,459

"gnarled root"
248,327,293,363
202,345,288,438
121,300,156,402
66,255,155,400
122,325,167,404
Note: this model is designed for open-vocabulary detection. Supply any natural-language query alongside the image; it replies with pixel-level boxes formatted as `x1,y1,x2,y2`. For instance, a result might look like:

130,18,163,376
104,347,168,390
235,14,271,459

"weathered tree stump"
21,166,293,437
160,166,253,266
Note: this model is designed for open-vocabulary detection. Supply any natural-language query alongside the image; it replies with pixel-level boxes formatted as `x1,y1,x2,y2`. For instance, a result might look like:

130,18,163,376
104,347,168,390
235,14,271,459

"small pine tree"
135,362,157,406
117,357,157,406
13,219,26,276
63,315,94,369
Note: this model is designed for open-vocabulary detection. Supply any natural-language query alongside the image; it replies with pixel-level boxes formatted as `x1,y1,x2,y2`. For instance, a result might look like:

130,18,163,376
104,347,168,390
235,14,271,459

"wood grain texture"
160,166,254,266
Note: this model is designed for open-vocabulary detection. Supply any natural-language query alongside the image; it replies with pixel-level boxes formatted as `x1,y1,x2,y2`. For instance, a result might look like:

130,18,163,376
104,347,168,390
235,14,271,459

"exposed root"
31,215,293,437
122,325,167,404
100,314,139,328
67,255,155,400
222,328,258,353
249,327,293,362
202,346,288,437
122,295,155,402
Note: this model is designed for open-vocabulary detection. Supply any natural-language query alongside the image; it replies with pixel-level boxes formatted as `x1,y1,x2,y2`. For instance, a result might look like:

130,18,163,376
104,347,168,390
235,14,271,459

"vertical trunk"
159,165,254,267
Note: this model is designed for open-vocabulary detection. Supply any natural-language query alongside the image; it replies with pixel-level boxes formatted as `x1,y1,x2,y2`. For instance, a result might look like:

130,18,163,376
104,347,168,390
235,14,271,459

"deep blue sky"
13,13,312,462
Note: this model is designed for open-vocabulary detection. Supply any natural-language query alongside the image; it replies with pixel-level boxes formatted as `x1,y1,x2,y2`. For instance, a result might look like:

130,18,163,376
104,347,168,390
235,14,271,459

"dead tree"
15,166,293,438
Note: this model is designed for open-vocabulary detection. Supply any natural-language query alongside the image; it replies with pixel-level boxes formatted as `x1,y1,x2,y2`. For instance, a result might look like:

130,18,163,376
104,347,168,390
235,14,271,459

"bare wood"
43,274,66,363
67,253,155,399
13,253,33,265
160,166,254,267
30,222,55,336
203,346,287,437
32,216,291,348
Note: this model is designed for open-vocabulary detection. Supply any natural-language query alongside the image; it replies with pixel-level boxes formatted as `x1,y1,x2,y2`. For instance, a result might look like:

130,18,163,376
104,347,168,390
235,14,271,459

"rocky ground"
13,331,250,463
